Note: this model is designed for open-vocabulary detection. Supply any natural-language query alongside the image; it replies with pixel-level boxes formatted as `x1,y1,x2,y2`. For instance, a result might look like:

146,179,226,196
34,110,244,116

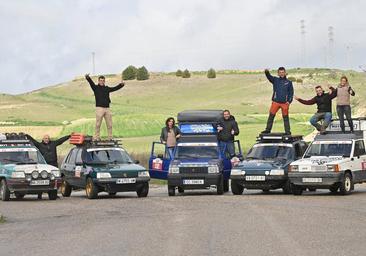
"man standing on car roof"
262,67,294,135
85,74,125,140
26,134,71,167
217,110,239,157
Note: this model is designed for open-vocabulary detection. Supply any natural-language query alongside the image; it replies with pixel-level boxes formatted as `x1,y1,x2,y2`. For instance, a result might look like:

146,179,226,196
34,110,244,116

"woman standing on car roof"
160,117,181,157
334,76,356,133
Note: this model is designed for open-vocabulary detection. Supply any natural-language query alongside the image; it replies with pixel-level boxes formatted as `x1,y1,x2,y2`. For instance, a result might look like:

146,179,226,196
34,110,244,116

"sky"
1,0,366,94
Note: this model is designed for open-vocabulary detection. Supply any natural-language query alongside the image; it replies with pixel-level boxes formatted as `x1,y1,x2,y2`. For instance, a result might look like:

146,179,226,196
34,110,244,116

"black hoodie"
217,116,240,142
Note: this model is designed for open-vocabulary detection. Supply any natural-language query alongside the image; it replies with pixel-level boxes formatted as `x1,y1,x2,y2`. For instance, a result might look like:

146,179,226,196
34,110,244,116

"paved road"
1,184,366,256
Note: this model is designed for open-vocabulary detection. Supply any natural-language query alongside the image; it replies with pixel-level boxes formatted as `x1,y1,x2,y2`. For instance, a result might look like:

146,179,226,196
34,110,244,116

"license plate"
302,177,322,183
245,176,265,181
30,180,50,186
116,178,136,184
183,179,204,185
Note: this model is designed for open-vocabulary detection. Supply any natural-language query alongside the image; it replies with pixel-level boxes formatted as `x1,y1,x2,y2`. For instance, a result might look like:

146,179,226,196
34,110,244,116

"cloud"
0,0,365,94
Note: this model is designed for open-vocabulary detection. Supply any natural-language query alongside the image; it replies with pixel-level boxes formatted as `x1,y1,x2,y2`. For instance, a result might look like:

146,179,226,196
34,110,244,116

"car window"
67,148,78,164
354,140,366,157
75,149,82,164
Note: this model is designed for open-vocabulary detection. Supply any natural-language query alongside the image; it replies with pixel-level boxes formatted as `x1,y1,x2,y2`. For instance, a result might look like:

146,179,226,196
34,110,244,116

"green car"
60,138,150,199
0,133,61,201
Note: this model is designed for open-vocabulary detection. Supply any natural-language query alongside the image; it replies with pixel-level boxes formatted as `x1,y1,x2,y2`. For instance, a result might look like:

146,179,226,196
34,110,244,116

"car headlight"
231,169,245,175
41,170,49,179
138,171,150,177
327,164,340,172
11,171,25,178
97,172,112,179
168,166,179,174
289,165,298,172
31,171,39,179
51,170,61,178
270,169,285,175
208,165,219,174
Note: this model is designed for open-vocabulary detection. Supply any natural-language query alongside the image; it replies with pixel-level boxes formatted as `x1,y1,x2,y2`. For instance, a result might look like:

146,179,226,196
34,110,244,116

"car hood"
291,156,344,166
87,163,146,172
237,159,289,171
4,164,58,173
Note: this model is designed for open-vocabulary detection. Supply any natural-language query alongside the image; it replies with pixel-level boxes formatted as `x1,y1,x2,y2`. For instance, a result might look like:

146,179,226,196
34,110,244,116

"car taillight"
152,158,163,170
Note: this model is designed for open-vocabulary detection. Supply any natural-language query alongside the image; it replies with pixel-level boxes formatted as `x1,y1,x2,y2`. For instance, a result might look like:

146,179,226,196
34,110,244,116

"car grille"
179,166,208,174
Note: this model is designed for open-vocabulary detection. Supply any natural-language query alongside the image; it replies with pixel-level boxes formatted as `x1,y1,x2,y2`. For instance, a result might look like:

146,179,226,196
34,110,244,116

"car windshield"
246,145,293,160
304,142,352,158
0,148,46,165
175,145,219,159
84,148,133,164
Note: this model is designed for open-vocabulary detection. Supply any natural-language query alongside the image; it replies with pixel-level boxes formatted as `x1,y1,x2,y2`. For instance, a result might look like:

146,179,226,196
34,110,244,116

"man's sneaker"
285,132,292,135
261,130,270,134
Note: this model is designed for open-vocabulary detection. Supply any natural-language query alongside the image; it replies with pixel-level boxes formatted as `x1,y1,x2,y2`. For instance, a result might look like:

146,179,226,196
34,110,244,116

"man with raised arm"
85,74,125,140
262,67,294,135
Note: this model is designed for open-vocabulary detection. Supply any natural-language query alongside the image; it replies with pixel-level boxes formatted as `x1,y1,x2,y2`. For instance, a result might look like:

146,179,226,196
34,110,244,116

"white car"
288,118,366,195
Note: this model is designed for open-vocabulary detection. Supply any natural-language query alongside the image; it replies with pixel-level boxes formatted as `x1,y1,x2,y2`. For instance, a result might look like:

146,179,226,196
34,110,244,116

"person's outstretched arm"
54,135,71,146
288,81,294,103
264,69,275,84
108,82,125,92
85,74,97,90
26,134,41,148
295,96,316,105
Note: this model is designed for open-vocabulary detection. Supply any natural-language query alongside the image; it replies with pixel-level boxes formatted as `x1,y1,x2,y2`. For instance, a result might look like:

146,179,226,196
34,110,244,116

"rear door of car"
352,140,366,182
63,148,78,186
149,142,171,180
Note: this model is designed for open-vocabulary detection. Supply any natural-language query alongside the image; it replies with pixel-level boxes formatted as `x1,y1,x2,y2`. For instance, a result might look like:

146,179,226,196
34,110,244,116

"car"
60,134,150,199
149,110,243,196
0,133,61,201
288,118,366,195
230,133,307,195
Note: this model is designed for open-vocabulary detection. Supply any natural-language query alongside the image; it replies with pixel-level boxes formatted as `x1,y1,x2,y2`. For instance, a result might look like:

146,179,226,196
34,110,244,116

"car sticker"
362,162,366,171
75,166,82,178
310,156,343,165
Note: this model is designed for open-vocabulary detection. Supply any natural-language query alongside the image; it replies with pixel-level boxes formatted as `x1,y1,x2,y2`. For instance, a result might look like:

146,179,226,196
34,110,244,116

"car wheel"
0,179,10,201
61,179,72,197
48,190,58,200
340,173,353,195
178,187,184,193
14,192,25,199
223,179,229,193
86,177,98,199
282,179,292,194
137,182,149,198
168,186,175,196
108,192,117,196
292,185,303,196
231,180,244,195
217,175,224,195
329,184,339,194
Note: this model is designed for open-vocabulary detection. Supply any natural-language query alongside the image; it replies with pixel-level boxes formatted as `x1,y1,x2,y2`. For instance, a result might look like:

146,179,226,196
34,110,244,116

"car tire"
0,179,10,201
340,173,353,195
217,175,224,195
292,185,303,196
282,179,292,194
223,179,229,193
61,179,72,197
86,177,98,199
48,190,58,200
168,186,175,196
137,182,149,198
231,180,244,195
14,192,25,199
178,187,184,193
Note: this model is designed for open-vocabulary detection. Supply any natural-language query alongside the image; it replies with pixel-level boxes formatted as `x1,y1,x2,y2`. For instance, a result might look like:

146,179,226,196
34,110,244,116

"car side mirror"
157,154,164,159
134,160,140,164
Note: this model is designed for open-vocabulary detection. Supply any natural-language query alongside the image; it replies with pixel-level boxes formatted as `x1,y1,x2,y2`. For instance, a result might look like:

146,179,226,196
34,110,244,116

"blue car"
149,110,242,196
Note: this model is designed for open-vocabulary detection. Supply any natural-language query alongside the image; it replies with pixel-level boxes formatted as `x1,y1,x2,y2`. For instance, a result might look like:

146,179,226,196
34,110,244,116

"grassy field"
1,68,365,163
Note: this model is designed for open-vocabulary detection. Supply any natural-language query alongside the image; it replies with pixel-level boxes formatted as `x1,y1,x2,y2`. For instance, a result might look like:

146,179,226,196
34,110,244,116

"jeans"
337,105,353,132
309,112,332,131
167,147,174,158
219,141,235,157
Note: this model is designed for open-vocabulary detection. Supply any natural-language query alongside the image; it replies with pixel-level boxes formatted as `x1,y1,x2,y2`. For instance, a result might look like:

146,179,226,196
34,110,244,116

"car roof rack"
257,133,303,143
69,133,122,147
0,133,32,146
179,134,218,143
314,131,363,141
177,110,223,124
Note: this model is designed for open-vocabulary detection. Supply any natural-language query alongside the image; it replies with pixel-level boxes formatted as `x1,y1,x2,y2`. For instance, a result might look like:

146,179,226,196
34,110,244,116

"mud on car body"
289,118,366,195
230,133,307,195
0,133,61,201
149,110,242,196
60,134,150,199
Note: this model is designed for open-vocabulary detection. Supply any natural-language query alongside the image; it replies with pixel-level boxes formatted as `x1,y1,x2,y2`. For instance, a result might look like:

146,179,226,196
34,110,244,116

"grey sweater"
336,85,355,106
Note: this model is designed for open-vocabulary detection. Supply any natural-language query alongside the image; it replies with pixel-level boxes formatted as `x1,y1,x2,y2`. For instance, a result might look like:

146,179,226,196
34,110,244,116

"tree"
176,69,183,77
136,66,150,80
122,65,137,80
287,76,296,82
182,69,191,78
207,68,216,79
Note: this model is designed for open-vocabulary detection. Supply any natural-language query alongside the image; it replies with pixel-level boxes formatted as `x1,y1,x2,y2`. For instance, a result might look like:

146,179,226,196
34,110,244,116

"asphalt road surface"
1,184,366,256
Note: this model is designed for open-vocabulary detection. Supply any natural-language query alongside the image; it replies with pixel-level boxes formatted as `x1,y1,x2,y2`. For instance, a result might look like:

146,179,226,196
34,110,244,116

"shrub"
182,69,191,78
176,69,183,77
207,68,216,79
136,66,149,80
296,78,303,84
122,65,137,80
288,76,296,82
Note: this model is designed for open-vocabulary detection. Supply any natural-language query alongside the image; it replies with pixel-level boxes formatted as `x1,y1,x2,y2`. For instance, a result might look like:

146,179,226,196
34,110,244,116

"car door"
64,148,78,186
149,142,172,180
353,140,366,182
73,149,85,188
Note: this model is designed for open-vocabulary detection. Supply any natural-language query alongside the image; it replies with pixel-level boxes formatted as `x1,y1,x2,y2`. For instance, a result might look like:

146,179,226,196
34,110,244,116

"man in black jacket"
26,134,71,167
217,110,239,157
85,74,125,140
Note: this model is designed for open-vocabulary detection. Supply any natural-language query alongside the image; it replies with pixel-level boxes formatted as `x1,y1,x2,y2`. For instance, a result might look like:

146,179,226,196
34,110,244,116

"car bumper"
231,175,286,189
168,173,221,189
289,172,343,188
93,177,150,192
6,178,61,193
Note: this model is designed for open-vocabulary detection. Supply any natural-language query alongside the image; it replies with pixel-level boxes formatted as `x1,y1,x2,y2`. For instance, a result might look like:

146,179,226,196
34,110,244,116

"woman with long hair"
160,117,181,156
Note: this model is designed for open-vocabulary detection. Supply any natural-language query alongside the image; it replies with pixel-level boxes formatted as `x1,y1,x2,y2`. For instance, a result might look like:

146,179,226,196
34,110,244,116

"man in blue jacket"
262,67,294,135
